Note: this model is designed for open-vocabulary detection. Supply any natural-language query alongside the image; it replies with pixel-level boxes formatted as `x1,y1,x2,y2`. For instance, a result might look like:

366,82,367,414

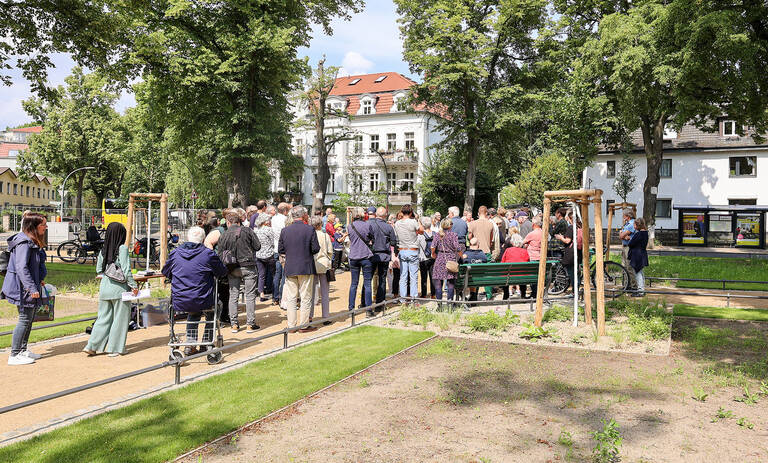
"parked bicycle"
132,231,179,267
56,226,104,264
548,247,630,295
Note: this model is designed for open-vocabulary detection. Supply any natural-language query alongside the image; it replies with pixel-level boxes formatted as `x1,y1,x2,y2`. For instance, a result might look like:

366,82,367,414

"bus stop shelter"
674,204,768,248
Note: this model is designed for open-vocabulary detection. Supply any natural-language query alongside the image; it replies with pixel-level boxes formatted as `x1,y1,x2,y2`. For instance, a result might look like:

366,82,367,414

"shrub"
543,304,572,322
519,323,556,340
397,305,435,328
591,418,622,463
608,297,672,341
464,309,519,333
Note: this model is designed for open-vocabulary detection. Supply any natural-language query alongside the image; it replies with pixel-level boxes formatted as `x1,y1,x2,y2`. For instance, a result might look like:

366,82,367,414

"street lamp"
59,166,96,220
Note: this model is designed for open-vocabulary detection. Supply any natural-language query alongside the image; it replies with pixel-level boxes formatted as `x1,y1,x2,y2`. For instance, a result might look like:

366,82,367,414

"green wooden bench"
456,261,558,301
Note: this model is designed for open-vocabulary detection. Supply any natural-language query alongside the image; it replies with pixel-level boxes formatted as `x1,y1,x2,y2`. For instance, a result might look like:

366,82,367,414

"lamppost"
59,166,96,220
376,150,390,211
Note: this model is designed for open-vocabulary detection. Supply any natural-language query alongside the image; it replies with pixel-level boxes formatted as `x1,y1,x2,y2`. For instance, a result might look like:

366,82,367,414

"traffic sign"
191,191,198,200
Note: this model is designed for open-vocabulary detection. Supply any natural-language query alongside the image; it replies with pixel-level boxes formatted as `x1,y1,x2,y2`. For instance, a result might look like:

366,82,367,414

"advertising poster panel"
682,214,705,244
736,214,760,246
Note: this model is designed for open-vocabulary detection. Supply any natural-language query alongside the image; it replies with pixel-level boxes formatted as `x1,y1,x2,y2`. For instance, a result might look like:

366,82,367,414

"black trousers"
419,259,435,297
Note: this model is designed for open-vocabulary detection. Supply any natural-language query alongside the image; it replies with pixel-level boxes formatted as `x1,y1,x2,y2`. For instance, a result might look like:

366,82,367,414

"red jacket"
501,247,530,263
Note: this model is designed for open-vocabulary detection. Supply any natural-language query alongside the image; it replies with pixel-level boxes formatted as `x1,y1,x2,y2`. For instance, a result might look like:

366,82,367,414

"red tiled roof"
0,143,28,158
9,126,42,133
330,72,416,96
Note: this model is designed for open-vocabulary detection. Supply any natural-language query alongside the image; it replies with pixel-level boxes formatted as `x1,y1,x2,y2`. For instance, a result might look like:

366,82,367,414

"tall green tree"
103,0,362,207
396,0,548,213
20,67,124,211
297,58,357,214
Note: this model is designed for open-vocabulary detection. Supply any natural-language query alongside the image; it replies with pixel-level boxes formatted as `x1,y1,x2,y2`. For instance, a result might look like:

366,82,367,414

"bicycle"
132,231,179,267
57,226,104,264
548,247,630,295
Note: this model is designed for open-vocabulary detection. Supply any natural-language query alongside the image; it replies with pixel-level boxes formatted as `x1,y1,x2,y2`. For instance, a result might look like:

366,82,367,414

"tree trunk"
313,93,328,214
463,131,479,214
640,115,667,248
230,157,252,207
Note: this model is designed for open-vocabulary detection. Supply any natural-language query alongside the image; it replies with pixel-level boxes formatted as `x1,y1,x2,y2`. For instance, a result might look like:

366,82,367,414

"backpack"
0,249,9,276
219,227,242,270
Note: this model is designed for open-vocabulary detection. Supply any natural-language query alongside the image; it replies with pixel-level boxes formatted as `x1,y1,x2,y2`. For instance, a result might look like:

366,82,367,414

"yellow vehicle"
102,198,129,227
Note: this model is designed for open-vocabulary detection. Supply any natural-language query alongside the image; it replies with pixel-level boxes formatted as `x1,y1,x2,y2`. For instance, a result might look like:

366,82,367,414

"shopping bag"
34,285,56,322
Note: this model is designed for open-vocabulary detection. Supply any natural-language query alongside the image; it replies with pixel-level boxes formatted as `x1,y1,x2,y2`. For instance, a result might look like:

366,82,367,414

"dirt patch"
188,319,768,463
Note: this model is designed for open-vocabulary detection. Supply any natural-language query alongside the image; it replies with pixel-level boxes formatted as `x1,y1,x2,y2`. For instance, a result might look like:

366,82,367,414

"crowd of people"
3,200,650,365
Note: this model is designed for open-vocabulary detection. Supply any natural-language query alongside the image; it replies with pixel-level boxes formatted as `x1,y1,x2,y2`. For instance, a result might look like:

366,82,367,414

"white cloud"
339,52,375,77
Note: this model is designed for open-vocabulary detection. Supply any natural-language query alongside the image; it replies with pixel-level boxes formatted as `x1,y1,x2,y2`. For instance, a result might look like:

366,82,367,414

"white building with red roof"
0,125,42,169
0,126,58,207
275,72,445,207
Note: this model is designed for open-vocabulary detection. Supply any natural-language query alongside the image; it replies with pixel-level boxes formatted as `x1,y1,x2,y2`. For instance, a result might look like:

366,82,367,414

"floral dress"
431,231,460,280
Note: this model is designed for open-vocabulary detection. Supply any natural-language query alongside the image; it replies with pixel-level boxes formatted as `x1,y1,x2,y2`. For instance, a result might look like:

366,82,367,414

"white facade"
277,109,445,208
583,148,768,231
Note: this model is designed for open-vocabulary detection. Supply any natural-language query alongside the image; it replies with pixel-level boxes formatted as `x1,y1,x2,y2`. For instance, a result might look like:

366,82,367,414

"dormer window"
362,100,373,115
358,95,376,115
391,91,408,112
348,78,361,85
374,75,387,83
723,120,738,137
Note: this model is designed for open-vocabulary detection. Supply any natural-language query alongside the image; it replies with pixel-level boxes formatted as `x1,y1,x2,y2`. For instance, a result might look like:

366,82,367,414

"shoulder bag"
436,235,459,273
350,222,374,253
314,233,332,274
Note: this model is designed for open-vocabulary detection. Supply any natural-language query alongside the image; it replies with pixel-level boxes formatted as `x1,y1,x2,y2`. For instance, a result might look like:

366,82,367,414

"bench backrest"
457,261,557,287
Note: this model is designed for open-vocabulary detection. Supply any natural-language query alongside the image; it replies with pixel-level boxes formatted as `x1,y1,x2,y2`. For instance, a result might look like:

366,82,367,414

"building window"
722,120,738,136
606,160,616,178
13,184,17,195
6,183,9,194
405,132,415,152
387,172,397,191
369,134,379,153
26,186,29,197
353,135,363,154
606,199,615,217
294,139,305,157
729,156,756,177
8,150,19,157
387,133,396,152
328,173,336,193
660,159,672,178
402,172,415,191
361,99,373,115
369,172,380,191
655,199,672,218
0,182,3,193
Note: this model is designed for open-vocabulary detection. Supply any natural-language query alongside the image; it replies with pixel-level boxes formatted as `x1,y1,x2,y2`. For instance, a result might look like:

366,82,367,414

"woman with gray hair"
310,216,333,323
253,214,276,302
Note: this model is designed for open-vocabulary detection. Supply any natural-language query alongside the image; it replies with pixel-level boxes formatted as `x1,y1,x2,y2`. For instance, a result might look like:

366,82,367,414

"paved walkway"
0,272,367,442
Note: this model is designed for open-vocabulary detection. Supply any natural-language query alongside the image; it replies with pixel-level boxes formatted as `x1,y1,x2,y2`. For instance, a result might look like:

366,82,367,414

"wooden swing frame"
534,189,608,336
124,193,169,269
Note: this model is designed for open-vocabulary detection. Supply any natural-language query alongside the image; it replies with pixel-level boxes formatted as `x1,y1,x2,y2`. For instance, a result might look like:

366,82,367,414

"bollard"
283,331,288,349
727,293,730,307
351,311,356,326
174,362,181,385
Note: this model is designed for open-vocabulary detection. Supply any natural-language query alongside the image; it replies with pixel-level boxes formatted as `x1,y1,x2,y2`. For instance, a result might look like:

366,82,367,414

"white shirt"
272,213,287,252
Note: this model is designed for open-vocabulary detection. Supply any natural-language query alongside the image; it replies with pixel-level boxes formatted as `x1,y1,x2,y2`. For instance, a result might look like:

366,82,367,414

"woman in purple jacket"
2,213,48,365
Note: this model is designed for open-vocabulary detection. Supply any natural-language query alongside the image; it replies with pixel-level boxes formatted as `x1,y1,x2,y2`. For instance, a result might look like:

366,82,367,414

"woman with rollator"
162,226,227,355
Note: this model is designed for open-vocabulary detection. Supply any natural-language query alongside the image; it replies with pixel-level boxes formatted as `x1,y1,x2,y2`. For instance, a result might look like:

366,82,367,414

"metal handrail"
646,276,768,290
0,298,401,415
0,316,97,338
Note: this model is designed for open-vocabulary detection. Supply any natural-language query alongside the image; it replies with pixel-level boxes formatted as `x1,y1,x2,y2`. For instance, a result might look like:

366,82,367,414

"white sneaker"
8,354,35,365
21,350,42,359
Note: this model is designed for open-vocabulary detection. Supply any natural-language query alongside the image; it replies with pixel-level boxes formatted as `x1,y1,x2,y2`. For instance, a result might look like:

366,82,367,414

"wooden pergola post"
534,198,552,327
580,200,593,326
124,192,169,270
605,206,614,260
593,191,607,336
159,193,168,268
125,197,135,248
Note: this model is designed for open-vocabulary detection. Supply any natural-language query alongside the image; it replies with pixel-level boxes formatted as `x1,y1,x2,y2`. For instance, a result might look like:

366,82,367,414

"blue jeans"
11,305,36,356
349,258,373,310
635,269,645,293
371,253,389,303
255,257,276,296
398,250,419,298
273,253,285,302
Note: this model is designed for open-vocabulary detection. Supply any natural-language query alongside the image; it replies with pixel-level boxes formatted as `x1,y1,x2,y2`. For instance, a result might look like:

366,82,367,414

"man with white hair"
162,226,227,355
448,206,467,250
278,206,320,332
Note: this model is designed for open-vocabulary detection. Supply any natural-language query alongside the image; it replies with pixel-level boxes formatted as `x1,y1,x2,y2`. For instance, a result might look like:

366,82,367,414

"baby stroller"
167,285,224,365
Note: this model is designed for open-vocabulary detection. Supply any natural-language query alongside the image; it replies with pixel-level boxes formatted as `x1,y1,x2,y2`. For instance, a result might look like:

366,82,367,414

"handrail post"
174,362,181,385
351,310,356,326
283,331,288,349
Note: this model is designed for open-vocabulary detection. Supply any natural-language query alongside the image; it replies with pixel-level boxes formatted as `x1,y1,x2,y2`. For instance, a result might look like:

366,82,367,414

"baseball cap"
367,206,377,214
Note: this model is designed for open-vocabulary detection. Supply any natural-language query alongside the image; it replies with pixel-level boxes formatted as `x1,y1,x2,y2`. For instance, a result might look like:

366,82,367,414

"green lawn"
673,304,768,322
643,255,768,291
0,312,96,348
0,262,98,295
0,326,433,463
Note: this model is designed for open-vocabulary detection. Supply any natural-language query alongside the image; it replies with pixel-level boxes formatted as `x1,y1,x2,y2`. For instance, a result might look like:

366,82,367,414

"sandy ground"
0,271,367,441
190,320,768,463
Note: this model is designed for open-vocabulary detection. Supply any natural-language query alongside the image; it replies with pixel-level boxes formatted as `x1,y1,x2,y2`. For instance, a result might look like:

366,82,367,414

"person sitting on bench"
461,238,487,301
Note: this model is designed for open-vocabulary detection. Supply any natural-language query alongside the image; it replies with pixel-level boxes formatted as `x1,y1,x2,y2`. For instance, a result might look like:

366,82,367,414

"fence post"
174,362,181,385
283,331,288,349
351,311,356,326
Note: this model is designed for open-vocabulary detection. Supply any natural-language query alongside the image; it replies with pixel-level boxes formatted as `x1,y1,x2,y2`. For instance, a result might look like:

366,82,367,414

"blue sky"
0,0,412,130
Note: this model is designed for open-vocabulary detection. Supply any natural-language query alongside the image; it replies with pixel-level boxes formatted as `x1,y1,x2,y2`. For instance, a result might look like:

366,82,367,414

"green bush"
608,297,672,341
519,323,556,340
543,304,572,322
464,309,519,333
397,305,435,328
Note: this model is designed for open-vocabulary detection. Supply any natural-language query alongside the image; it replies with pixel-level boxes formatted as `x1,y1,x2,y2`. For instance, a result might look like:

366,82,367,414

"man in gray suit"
278,206,320,332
